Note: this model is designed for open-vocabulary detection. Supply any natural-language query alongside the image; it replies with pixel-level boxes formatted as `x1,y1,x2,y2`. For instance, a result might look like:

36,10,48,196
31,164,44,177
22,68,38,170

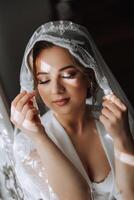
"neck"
53,104,91,136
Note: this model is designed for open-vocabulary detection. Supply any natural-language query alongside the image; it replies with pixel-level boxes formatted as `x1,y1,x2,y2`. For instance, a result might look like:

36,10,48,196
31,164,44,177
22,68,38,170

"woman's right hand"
10,91,46,143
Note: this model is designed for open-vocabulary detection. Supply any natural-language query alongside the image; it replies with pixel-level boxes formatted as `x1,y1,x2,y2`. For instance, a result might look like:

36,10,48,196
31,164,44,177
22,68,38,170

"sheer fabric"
20,20,134,136
13,20,134,199
0,84,23,199
14,110,122,199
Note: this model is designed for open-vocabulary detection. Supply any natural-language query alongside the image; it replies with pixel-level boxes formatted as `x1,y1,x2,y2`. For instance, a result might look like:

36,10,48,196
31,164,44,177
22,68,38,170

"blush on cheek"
37,85,42,92
64,78,81,87
37,86,51,107
37,85,47,96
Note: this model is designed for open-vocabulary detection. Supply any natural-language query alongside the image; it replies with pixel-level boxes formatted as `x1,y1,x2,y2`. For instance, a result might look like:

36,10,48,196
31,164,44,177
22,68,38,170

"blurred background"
0,0,134,111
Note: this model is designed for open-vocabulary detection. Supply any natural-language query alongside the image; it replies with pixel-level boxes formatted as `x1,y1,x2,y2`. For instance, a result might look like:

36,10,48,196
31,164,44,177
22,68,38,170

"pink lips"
52,98,70,106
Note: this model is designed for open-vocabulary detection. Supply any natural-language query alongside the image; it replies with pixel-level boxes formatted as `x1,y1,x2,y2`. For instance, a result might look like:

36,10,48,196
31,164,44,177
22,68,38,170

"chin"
53,107,71,115
52,104,81,116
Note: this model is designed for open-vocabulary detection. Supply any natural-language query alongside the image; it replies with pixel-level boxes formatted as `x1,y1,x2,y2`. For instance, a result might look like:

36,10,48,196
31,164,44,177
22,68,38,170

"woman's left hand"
99,94,131,142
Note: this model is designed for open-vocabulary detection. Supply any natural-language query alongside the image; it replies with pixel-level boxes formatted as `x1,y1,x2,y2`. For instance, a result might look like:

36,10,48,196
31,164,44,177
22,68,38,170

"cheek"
37,85,50,104
64,78,80,86
64,79,88,97
64,78,86,88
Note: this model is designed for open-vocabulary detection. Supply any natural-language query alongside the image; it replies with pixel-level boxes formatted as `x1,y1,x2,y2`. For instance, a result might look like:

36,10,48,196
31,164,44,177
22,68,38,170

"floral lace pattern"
14,132,59,200
21,20,112,96
0,132,24,200
0,90,24,200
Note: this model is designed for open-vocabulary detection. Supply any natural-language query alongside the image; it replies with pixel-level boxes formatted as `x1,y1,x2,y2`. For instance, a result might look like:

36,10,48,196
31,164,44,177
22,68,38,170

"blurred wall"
56,0,134,106
0,0,52,108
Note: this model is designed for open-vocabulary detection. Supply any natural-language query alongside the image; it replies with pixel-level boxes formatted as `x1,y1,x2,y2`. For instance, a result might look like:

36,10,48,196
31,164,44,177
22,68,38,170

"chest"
69,131,111,183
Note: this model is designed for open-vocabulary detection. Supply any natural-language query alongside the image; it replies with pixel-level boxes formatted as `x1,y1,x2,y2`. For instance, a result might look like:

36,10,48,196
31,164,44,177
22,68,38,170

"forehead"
35,45,80,72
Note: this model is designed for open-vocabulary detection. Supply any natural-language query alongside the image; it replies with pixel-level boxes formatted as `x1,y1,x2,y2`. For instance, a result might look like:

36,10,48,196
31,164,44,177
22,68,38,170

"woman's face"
35,45,89,115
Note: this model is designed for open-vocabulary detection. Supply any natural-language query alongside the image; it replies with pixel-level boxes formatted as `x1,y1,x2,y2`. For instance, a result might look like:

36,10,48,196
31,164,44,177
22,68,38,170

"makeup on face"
40,60,51,73
36,62,84,86
52,97,70,106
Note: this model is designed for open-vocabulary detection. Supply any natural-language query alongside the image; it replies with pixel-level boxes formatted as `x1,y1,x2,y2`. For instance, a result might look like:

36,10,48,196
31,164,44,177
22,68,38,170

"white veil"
20,20,134,135
13,20,134,199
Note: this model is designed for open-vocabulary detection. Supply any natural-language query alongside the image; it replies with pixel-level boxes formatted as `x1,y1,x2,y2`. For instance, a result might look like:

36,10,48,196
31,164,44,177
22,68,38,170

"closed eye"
38,80,50,84
61,71,77,79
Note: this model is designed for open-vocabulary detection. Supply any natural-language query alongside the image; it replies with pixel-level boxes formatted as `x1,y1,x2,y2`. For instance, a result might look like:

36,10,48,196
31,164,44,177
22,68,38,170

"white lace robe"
13,110,122,200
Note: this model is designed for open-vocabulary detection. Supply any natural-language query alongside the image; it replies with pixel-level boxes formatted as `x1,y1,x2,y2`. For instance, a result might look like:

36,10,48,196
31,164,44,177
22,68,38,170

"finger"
11,102,36,124
111,95,127,111
25,107,39,122
99,114,109,125
11,91,26,115
22,108,40,132
102,100,122,118
101,107,115,121
17,103,34,124
15,92,35,112
11,109,21,123
104,94,127,111
11,91,27,108
11,104,16,116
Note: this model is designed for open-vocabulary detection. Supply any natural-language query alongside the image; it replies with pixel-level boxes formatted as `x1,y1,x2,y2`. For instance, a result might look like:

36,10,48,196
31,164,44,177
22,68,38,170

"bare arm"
10,91,91,200
100,94,134,200
35,133,91,200
114,134,134,200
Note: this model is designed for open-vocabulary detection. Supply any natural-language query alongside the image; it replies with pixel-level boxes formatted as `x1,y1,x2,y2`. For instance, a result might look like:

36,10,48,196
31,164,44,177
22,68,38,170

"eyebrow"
36,65,77,76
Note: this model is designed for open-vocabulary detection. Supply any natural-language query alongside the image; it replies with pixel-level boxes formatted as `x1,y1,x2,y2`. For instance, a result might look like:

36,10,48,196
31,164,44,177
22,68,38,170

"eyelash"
61,73,76,78
38,80,50,84
38,72,77,84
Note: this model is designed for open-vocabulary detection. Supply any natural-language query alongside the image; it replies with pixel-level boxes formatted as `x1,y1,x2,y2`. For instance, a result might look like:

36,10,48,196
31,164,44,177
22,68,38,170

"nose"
51,78,65,94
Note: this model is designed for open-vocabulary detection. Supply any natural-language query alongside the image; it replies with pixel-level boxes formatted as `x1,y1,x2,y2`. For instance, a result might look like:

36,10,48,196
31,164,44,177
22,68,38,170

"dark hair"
33,41,54,64
32,41,54,86
32,40,99,103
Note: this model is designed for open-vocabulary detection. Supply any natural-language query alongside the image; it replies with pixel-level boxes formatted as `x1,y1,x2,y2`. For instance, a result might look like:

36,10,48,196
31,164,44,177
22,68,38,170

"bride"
10,20,134,200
